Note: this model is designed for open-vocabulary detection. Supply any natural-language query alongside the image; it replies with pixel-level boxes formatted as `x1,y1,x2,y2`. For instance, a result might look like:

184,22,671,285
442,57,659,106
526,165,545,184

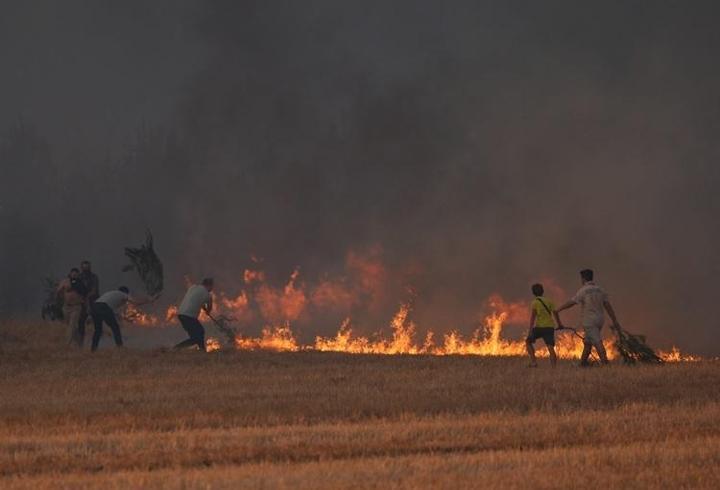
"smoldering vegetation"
1,1,720,354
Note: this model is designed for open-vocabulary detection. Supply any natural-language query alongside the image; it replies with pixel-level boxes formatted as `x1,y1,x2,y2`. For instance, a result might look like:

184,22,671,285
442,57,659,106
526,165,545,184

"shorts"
583,324,603,347
526,327,555,346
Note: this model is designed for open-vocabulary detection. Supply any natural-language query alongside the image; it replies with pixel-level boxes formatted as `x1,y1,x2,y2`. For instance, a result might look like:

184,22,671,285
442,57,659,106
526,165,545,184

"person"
555,269,621,366
174,278,214,351
526,283,560,367
56,268,88,347
78,260,100,347
90,286,155,351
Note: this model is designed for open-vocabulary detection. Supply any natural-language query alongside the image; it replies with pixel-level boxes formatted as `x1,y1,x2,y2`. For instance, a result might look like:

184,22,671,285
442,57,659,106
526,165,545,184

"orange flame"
234,323,299,352
123,260,699,361
255,268,307,324
312,299,616,358
659,346,701,362
205,337,221,352
123,303,162,327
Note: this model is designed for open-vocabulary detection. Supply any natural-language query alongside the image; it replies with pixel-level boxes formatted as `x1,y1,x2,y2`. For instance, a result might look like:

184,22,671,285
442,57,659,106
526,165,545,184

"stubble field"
1,321,719,489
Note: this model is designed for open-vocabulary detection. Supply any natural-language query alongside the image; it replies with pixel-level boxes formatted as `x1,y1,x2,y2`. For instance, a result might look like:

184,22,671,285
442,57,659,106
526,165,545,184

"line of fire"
120,256,697,362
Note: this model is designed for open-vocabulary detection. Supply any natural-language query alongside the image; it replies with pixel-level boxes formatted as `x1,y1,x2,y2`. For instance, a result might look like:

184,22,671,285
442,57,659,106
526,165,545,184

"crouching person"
174,278,214,352
91,287,154,351
526,283,560,367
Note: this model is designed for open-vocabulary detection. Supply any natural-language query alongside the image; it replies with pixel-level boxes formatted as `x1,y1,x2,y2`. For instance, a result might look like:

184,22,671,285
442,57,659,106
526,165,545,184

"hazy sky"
1,1,719,354
0,1,204,153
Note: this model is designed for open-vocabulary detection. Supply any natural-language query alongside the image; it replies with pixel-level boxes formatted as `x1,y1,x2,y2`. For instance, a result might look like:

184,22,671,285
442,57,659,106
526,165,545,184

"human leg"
189,318,206,351
585,325,608,364
104,310,124,347
78,304,89,348
595,340,609,364
176,315,205,350
540,329,557,367
64,305,82,347
580,342,592,366
91,304,106,352
526,339,537,366
547,345,557,367
526,329,538,366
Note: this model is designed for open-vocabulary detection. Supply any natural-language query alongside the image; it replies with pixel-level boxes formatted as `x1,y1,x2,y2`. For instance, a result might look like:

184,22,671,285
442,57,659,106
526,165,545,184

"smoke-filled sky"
2,1,719,354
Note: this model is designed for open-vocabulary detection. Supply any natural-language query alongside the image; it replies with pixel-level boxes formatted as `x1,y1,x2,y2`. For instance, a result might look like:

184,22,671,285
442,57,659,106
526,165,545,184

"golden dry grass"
1,320,719,489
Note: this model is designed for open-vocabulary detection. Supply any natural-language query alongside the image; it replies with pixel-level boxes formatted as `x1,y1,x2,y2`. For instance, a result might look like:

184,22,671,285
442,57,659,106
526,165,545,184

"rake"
205,312,237,343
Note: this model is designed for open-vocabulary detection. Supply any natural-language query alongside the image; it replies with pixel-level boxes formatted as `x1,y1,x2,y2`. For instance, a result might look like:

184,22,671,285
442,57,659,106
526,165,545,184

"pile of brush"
123,230,164,296
611,324,663,364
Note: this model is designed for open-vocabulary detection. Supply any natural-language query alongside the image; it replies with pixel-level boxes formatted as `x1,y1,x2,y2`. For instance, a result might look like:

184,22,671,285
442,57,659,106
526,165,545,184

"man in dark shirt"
78,260,100,348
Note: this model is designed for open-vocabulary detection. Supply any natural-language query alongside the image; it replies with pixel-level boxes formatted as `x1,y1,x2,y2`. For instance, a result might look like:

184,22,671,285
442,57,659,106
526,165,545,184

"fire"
234,323,299,352
244,269,265,284
659,346,701,362
165,305,178,322
315,304,423,355
123,303,162,327
205,337,221,352
255,268,307,324
313,301,584,357
119,256,699,361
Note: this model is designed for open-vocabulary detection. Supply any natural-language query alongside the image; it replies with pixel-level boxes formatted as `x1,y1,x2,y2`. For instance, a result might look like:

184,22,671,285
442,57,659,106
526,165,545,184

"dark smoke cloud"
2,1,720,354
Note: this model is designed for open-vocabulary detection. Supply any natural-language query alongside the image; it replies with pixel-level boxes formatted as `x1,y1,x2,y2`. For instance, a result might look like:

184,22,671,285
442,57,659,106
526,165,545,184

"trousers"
90,302,124,351
175,315,206,351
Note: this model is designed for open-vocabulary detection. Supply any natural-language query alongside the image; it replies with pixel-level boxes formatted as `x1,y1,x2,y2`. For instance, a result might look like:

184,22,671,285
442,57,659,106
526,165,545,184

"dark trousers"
91,302,124,351
175,315,206,351
78,304,89,346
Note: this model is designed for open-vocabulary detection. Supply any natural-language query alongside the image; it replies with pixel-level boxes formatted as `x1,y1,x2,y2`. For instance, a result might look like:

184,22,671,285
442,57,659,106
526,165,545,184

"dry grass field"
1,320,719,489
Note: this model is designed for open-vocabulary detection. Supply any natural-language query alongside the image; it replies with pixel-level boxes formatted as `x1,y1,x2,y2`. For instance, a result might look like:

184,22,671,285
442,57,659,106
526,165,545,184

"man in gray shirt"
91,287,155,351
174,278,214,352
556,269,621,366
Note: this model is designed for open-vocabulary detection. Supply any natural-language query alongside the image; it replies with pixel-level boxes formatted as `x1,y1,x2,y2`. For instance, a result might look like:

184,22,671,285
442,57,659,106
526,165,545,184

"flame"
244,269,265,284
313,300,617,358
123,303,162,327
255,268,307,324
205,337,221,352
119,257,699,361
659,346,701,362
165,305,178,322
234,323,299,352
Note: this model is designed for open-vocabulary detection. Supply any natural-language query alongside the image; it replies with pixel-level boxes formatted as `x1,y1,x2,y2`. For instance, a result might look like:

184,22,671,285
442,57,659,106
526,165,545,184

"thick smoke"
1,1,719,354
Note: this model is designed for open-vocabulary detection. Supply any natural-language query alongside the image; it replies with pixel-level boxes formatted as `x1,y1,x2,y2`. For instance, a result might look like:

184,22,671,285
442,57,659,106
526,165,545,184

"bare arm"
604,300,620,329
553,310,563,328
56,280,67,302
555,300,576,313
204,296,214,314
528,308,536,331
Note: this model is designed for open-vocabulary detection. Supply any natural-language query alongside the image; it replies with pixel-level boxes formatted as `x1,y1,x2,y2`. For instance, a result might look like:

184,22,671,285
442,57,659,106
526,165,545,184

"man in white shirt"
174,278,214,352
90,286,155,351
555,269,621,366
